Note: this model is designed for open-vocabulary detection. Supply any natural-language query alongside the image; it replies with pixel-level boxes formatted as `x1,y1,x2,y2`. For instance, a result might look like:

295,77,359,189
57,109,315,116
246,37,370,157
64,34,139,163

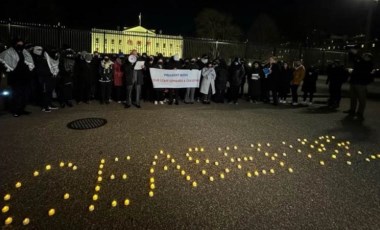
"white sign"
150,68,201,88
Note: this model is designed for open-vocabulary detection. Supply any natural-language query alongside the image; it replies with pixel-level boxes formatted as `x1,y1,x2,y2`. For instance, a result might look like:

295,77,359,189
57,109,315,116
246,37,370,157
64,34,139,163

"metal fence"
0,21,350,70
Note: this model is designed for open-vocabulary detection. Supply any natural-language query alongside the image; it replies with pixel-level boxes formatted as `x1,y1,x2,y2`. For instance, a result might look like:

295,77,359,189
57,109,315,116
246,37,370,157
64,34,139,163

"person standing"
214,59,228,103
200,61,216,104
184,58,199,104
279,62,292,103
326,60,348,109
267,57,281,105
31,46,60,112
248,61,264,103
0,38,34,117
344,52,374,120
290,60,305,105
301,65,319,105
167,55,181,105
58,48,75,108
228,57,245,105
99,55,113,104
113,55,124,103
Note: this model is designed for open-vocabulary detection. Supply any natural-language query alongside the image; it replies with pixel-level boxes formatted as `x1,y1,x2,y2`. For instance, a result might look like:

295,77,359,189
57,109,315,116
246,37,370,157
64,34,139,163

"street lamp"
365,0,379,48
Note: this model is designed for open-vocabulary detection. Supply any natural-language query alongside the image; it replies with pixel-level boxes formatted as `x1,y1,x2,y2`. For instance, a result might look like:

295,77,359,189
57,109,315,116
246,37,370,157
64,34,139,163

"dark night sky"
2,0,380,41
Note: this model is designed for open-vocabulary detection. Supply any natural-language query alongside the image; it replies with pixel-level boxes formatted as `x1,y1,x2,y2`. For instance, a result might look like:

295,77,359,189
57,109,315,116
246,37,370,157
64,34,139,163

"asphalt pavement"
0,86,379,229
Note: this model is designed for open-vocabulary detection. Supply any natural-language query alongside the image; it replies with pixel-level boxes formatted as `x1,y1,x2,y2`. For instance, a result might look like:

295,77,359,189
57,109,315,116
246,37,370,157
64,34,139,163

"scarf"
0,47,34,72
44,52,59,77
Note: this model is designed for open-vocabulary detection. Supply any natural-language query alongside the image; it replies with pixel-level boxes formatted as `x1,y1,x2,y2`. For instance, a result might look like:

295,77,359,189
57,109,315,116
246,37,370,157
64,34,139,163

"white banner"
150,68,201,88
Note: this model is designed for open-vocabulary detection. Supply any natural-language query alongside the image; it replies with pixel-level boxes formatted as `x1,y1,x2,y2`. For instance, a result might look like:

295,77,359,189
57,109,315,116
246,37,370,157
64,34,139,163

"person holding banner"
200,61,216,104
184,58,199,104
167,55,181,105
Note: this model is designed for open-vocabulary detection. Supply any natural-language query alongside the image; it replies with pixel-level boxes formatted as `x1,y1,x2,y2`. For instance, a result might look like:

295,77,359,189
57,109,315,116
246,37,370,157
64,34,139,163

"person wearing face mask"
143,55,155,103
73,51,95,104
0,37,35,117
228,57,245,105
267,56,281,105
123,54,141,108
152,58,165,105
167,54,182,105
31,46,60,112
195,55,209,102
248,61,264,103
113,54,124,103
58,48,75,108
91,51,102,100
99,55,114,104
184,58,199,104
200,61,216,104
214,59,229,103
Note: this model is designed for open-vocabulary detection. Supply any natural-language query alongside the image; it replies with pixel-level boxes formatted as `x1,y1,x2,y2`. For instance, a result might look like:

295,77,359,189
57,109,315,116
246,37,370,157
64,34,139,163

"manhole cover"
67,118,107,130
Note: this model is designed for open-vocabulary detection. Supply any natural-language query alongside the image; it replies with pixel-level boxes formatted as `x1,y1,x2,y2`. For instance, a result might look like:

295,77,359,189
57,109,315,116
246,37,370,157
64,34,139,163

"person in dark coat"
73,51,95,104
152,58,165,105
248,61,264,103
99,55,113,104
57,48,75,108
326,60,348,109
123,53,143,108
91,51,101,100
228,57,245,104
167,55,182,105
0,38,34,117
279,62,292,103
301,65,319,105
267,57,281,105
143,56,155,102
344,52,374,120
214,59,228,103
31,46,59,112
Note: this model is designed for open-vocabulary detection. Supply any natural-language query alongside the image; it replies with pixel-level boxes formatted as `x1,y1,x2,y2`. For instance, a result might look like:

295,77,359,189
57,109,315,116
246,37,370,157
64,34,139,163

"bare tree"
195,9,243,41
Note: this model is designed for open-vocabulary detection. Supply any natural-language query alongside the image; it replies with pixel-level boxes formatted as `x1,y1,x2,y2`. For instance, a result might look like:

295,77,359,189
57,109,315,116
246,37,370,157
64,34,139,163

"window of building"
146,41,151,46
119,40,122,45
156,43,159,48
111,39,114,45
163,43,166,48
137,41,142,46
170,44,173,49
127,40,133,45
95,38,99,43
105,39,107,44
111,49,114,53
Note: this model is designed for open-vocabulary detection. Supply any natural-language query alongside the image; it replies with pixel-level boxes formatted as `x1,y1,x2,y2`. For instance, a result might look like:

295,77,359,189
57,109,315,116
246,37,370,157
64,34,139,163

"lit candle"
48,209,55,216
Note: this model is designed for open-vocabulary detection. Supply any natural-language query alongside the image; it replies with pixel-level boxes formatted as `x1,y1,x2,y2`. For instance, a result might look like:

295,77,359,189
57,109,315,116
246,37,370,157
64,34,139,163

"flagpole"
139,13,141,26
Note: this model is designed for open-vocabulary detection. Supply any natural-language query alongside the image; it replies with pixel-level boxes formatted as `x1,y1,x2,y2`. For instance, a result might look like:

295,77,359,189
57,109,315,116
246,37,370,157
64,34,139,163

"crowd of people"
0,38,375,120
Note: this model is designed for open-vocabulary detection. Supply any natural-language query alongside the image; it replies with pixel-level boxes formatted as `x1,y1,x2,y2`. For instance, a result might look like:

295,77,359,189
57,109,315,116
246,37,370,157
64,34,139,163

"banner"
150,68,201,88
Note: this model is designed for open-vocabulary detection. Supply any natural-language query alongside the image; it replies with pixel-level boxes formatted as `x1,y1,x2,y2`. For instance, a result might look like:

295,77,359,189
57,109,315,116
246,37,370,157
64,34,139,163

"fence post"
57,22,62,49
7,18,11,41
103,31,106,54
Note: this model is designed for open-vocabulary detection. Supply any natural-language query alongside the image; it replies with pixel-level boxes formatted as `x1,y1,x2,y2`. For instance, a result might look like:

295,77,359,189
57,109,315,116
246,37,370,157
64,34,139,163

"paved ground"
0,83,379,229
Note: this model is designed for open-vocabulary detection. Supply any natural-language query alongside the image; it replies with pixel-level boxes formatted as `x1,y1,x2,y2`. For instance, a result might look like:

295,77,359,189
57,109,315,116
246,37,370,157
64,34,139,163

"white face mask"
86,60,91,63
34,50,42,56
201,58,208,64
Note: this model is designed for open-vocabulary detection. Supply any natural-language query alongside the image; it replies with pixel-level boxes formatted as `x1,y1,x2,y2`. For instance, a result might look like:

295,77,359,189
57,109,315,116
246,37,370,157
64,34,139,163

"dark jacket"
279,67,293,94
302,67,319,93
215,64,229,90
122,62,135,86
229,63,245,87
268,63,281,90
326,64,348,87
350,57,374,85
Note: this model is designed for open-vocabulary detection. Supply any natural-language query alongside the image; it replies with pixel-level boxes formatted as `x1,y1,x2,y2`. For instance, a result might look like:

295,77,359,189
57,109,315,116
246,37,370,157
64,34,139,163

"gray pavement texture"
0,92,380,229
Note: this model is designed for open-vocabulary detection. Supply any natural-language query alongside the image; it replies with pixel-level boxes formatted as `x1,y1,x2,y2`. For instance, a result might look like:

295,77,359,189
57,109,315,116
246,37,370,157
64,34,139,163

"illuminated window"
119,40,122,45
373,43,376,48
137,41,142,46
361,44,365,48
111,39,114,45
127,40,133,45
146,41,151,46
95,38,99,43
